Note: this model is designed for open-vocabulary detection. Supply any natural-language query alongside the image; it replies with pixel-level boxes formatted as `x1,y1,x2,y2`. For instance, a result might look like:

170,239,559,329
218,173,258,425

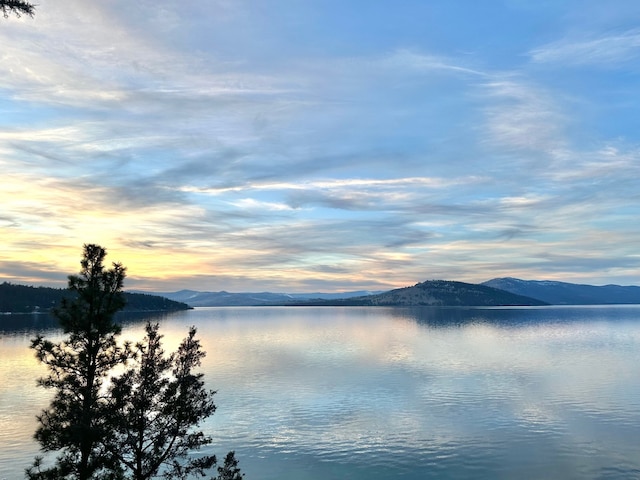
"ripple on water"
4,307,640,480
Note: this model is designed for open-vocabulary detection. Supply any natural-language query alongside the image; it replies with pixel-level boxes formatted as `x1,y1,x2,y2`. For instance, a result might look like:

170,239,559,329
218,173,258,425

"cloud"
0,261,69,286
530,29,640,67
0,1,292,127
0,215,20,228
230,198,294,212
481,79,567,155
380,49,487,77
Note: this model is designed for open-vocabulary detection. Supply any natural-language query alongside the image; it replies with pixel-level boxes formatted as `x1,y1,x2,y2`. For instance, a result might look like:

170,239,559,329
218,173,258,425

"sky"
2,0,640,293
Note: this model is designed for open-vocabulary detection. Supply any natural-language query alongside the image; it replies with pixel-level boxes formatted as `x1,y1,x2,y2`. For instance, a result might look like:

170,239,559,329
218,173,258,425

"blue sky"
2,0,640,292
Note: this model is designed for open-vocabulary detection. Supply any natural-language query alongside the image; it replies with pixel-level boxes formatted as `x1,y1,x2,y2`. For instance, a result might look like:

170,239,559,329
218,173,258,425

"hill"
287,280,547,307
149,289,294,307
142,289,385,307
0,282,191,314
483,277,640,305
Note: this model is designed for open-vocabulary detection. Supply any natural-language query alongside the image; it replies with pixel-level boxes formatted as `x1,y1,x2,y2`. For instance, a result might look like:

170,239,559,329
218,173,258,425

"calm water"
1,306,640,479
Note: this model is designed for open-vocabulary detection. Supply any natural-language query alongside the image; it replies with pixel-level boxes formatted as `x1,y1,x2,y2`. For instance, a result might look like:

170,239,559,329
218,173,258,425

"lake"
1,306,640,479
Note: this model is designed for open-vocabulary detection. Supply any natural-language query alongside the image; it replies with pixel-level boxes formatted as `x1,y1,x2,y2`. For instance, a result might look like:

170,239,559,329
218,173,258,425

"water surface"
1,306,639,479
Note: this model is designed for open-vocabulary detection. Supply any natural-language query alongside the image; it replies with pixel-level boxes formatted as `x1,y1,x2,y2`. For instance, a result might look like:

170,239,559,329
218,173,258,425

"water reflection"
391,304,640,327
0,313,60,334
2,306,640,480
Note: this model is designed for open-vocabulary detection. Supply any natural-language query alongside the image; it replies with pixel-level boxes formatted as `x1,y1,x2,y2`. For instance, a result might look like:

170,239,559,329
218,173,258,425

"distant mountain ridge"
7,277,639,313
33,277,640,309
482,277,640,305
144,281,546,307
286,280,547,307
146,289,385,307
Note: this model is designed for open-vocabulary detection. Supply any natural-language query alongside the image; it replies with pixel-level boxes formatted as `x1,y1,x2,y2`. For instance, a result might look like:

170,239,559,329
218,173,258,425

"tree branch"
1,0,35,18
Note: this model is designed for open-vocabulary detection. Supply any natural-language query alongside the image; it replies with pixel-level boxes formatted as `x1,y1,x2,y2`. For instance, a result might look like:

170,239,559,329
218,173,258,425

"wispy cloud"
379,49,488,77
481,79,567,155
530,29,640,67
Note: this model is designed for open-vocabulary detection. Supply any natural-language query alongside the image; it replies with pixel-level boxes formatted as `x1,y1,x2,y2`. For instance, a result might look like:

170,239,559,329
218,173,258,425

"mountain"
142,289,385,307
482,277,640,305
0,282,191,314
153,290,294,307
286,280,547,307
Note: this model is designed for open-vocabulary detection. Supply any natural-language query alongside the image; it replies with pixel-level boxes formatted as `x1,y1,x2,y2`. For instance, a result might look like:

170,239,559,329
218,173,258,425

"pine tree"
28,244,129,480
1,0,35,18
28,244,243,480
106,322,236,480
217,452,244,480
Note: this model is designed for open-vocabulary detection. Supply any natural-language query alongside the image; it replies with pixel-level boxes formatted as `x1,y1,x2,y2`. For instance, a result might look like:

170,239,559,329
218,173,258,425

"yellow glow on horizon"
3,168,635,291
1,173,231,286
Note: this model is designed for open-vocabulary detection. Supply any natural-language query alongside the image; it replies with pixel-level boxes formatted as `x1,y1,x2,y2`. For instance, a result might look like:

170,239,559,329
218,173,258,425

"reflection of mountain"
387,304,640,328
286,280,547,307
483,277,640,305
0,282,190,314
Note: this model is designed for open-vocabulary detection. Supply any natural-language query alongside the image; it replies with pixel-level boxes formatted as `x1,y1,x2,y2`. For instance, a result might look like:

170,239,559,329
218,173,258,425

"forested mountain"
287,280,547,307
483,277,640,305
0,282,190,314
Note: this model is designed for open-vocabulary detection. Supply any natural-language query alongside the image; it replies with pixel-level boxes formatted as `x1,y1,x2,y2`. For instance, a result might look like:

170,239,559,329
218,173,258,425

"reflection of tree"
1,0,35,18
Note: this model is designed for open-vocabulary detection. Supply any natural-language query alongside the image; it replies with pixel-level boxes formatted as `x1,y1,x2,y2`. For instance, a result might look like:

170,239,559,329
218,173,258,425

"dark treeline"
0,282,191,313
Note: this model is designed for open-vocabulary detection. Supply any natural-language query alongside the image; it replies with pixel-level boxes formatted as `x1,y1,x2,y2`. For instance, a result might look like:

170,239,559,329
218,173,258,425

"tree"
1,0,35,18
217,452,244,480
28,244,129,480
106,322,228,480
28,244,243,480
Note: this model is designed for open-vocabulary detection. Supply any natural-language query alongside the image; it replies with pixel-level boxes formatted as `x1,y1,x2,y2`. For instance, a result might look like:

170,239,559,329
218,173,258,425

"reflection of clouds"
518,404,563,433
0,336,57,473
4,307,640,478
164,308,640,447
